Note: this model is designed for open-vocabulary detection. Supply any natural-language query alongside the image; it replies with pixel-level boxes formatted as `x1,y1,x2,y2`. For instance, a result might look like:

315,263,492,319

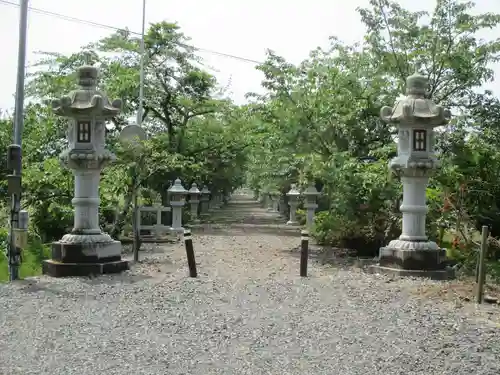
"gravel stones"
1,198,499,374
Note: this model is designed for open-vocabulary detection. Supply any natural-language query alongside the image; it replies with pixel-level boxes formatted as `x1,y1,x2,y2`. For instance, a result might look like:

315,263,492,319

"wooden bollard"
300,230,309,277
183,229,197,277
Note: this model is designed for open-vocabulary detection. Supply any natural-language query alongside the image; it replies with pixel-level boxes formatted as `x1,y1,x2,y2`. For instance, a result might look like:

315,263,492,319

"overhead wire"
0,0,264,65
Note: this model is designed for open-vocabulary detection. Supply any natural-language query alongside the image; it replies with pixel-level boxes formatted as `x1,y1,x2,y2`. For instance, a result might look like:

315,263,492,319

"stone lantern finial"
405,70,428,97
77,65,99,89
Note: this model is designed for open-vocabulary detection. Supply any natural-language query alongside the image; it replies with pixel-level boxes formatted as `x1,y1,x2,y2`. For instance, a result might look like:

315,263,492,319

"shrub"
311,209,401,257
0,228,51,282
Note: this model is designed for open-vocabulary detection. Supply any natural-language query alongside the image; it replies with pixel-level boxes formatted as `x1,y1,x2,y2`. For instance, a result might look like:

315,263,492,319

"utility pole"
136,0,146,126
132,0,147,259
6,0,29,281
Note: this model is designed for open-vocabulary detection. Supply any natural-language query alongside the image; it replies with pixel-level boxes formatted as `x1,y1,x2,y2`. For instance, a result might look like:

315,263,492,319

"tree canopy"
2,0,500,278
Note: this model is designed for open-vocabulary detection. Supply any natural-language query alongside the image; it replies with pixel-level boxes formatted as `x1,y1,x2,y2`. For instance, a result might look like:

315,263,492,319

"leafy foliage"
2,0,500,281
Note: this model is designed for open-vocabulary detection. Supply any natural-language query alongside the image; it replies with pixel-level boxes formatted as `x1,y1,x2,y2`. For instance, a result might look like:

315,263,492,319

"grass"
0,228,51,282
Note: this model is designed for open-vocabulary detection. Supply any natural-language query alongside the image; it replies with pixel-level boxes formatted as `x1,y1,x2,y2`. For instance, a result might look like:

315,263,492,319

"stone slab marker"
369,70,455,280
43,64,128,277
200,185,210,216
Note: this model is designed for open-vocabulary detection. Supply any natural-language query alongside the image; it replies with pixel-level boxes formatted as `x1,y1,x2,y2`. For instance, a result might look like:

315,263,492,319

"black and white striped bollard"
183,229,197,277
300,230,309,277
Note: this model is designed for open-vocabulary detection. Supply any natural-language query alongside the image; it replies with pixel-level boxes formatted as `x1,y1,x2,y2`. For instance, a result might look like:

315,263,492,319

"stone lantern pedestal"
303,184,320,229
168,178,187,233
286,184,300,225
42,65,128,277
369,71,455,280
188,183,201,223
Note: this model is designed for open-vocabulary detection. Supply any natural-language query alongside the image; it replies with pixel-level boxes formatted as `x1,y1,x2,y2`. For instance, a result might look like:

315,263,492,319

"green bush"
295,208,307,226
311,209,400,257
0,227,51,282
31,202,73,242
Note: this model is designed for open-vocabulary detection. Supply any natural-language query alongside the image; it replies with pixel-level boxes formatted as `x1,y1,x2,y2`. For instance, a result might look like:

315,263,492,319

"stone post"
200,185,210,216
188,183,201,223
369,70,454,280
286,184,300,225
168,178,187,233
42,64,128,277
303,184,320,229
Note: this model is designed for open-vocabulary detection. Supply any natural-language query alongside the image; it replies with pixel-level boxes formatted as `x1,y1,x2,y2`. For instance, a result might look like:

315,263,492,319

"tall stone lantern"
303,184,320,229
286,184,300,225
168,178,187,232
370,70,453,279
188,183,201,223
42,64,128,277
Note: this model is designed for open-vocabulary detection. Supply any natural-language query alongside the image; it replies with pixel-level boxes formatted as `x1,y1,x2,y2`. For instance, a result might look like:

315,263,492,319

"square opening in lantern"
413,129,427,151
77,121,91,143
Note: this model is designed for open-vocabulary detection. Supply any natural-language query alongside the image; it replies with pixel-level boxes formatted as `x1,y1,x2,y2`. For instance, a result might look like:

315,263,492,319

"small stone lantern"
168,178,187,232
370,70,453,279
286,184,300,225
188,183,201,223
42,64,128,277
200,185,211,216
302,184,320,229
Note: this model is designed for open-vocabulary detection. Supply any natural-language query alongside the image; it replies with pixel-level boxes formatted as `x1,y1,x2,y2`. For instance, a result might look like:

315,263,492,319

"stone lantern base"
368,239,455,280
42,233,129,278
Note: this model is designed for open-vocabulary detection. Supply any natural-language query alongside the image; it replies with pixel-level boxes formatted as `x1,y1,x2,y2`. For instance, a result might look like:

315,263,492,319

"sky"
0,0,499,114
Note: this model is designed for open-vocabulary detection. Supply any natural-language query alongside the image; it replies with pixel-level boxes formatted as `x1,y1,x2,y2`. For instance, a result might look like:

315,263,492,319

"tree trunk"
109,189,134,239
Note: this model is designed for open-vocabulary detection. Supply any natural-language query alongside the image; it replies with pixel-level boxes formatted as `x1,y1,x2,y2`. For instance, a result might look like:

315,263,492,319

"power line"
0,0,264,65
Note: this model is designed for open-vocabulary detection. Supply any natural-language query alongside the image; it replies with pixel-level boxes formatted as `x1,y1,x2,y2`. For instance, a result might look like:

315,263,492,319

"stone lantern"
200,185,211,216
302,184,320,229
168,178,187,232
42,64,128,277
286,184,300,225
370,70,453,279
188,183,201,223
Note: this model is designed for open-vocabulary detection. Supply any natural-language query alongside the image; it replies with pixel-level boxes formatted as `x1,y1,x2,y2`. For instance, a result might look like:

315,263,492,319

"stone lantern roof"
380,71,450,126
302,185,320,197
168,178,187,194
51,65,122,119
188,183,201,195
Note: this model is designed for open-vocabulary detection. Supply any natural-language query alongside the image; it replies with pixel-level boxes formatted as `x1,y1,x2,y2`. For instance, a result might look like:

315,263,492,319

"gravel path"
1,193,499,375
